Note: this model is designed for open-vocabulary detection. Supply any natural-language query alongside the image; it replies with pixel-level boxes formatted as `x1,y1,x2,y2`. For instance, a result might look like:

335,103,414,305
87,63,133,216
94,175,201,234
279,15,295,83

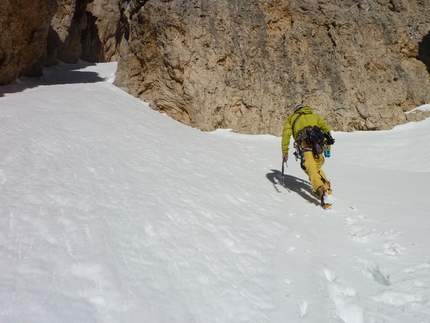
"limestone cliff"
0,0,57,84
1,0,429,134
48,0,125,64
48,0,94,64
81,0,124,62
114,0,430,133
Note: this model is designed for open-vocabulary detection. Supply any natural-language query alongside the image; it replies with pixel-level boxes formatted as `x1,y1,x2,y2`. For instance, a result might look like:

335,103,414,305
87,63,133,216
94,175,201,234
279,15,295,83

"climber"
281,104,335,207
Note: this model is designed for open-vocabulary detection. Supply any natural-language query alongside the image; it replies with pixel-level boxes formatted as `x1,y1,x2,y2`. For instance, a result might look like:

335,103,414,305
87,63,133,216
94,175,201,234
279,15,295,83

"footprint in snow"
371,242,405,258
286,246,296,253
323,268,365,322
372,290,422,307
403,262,430,273
299,300,309,317
355,259,390,286
324,268,339,283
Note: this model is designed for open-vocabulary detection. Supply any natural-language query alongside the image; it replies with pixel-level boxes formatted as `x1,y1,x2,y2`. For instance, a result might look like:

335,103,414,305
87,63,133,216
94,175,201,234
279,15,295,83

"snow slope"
0,62,429,323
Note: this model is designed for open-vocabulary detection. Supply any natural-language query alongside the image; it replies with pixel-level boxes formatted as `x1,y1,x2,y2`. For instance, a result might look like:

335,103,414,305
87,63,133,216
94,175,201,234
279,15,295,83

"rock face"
114,0,430,134
0,0,123,84
1,0,429,133
81,0,124,62
48,0,94,64
48,0,124,64
0,0,57,84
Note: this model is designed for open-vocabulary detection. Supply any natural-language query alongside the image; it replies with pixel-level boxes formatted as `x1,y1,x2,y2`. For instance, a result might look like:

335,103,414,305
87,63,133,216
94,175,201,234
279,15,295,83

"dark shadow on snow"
0,61,105,97
266,169,319,206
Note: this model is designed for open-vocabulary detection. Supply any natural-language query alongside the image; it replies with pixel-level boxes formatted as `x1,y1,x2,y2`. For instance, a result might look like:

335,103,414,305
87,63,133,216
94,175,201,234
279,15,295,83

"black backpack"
292,114,335,159
304,126,326,156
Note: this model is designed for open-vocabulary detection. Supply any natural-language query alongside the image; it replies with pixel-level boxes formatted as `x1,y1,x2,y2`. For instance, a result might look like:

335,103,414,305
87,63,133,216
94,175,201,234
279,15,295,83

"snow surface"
1,62,429,323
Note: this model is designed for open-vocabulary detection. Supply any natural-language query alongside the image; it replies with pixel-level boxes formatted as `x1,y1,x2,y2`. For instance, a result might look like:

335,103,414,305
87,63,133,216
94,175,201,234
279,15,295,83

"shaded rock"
81,0,123,62
49,0,93,64
1,0,125,84
48,0,125,64
0,0,57,84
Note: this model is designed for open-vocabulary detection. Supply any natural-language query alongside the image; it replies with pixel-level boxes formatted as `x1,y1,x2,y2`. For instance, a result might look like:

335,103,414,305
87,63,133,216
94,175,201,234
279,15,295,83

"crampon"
316,186,332,210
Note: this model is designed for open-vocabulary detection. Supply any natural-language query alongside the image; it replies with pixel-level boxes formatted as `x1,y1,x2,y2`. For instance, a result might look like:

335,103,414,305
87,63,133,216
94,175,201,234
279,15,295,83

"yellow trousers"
302,151,330,192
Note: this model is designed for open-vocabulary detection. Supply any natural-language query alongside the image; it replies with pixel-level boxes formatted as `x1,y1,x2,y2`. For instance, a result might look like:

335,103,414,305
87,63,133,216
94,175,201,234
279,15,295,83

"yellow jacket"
281,106,331,154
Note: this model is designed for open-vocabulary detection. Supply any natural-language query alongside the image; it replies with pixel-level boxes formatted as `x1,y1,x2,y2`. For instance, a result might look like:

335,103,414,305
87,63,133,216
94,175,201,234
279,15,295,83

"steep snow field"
1,62,429,323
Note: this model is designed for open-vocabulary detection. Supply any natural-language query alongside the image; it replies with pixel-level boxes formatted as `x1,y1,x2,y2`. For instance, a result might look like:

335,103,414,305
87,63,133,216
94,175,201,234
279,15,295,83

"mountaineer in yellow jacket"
281,104,334,206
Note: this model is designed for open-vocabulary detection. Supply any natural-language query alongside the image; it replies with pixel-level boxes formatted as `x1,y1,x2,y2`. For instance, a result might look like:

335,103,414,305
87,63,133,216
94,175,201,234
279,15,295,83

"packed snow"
1,62,429,323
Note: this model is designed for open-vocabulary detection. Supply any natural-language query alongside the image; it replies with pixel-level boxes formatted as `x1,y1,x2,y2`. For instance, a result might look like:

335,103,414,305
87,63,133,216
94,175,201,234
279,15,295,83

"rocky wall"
114,0,430,134
0,0,57,84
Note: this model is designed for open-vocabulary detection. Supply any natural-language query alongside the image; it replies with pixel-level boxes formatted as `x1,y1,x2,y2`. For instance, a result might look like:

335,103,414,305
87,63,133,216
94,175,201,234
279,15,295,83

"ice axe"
280,160,287,186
